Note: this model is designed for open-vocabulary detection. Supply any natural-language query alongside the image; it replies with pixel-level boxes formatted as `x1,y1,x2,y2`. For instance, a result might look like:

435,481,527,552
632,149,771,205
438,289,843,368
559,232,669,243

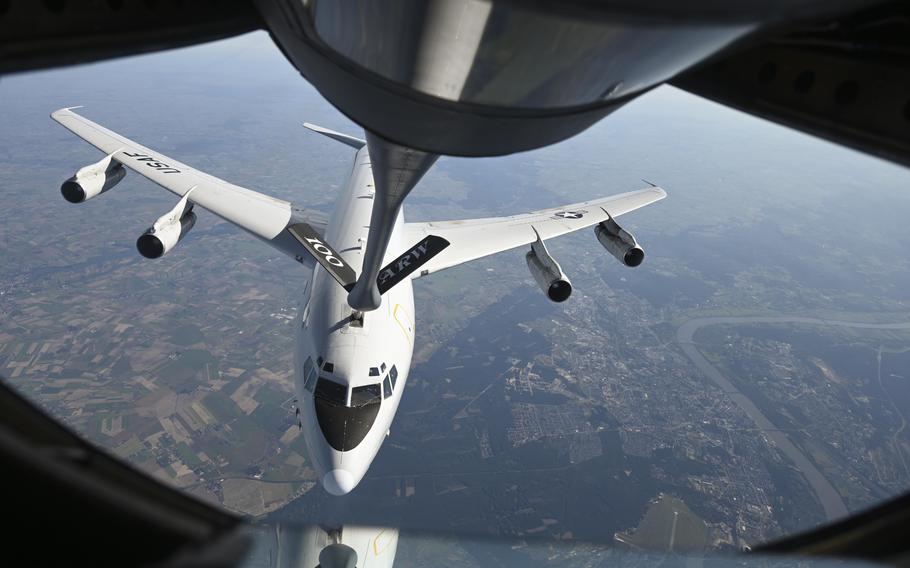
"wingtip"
51,106,84,119
640,179,667,198
301,122,367,149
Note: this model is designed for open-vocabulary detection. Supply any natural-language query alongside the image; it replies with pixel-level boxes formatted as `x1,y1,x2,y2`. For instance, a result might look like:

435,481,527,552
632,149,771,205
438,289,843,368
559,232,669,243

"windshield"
350,384,381,407
314,377,347,407
315,383,381,452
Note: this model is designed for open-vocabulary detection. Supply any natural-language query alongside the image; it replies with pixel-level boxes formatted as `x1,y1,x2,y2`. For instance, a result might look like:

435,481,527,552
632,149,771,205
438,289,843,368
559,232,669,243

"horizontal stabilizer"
377,235,450,294
287,223,357,291
303,123,366,150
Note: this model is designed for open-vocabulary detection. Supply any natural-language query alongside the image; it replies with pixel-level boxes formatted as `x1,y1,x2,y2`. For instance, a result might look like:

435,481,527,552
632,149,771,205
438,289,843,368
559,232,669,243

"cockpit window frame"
303,356,317,392
314,376,347,407
303,356,313,379
382,374,392,399
351,383,382,408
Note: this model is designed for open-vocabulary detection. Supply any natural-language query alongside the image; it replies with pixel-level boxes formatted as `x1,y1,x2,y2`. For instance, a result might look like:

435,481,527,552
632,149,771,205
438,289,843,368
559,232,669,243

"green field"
154,349,217,392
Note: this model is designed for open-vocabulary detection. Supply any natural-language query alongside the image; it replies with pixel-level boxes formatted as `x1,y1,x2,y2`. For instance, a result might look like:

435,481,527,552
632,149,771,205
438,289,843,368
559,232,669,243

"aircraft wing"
400,186,666,277
51,108,338,273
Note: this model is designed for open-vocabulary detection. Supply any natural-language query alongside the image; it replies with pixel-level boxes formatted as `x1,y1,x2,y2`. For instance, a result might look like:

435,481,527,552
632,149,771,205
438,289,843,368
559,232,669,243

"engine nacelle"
595,214,644,267
61,152,126,203
526,238,572,303
137,210,197,259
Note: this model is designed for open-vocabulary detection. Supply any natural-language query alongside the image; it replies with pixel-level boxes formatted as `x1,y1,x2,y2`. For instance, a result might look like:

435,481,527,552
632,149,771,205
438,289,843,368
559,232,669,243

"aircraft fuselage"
294,147,414,495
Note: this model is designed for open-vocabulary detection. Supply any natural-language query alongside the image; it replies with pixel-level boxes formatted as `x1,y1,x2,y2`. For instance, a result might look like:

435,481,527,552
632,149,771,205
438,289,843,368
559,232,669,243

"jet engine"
525,236,572,302
136,191,197,259
595,212,645,267
61,152,126,203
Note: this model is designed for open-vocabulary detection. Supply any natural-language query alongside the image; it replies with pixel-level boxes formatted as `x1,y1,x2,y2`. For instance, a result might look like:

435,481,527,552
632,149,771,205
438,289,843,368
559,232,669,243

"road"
676,316,910,521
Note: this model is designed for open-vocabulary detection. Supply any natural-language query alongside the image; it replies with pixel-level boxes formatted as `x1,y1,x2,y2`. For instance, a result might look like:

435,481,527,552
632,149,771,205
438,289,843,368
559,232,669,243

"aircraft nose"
322,469,356,496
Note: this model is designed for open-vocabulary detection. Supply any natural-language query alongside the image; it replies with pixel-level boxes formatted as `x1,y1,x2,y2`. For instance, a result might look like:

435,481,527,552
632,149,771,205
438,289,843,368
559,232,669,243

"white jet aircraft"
52,108,666,496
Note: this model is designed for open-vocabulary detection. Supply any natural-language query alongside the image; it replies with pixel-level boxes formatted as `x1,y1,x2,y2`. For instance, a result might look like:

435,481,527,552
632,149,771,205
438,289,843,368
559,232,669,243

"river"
676,316,910,522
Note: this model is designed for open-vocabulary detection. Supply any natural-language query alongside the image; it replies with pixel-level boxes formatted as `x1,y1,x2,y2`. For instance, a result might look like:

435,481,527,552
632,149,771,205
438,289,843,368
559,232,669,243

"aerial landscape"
1,30,909,558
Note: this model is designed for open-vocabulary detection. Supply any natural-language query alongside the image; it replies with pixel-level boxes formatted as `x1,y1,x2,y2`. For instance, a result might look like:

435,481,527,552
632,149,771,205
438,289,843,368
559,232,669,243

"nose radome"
323,469,356,496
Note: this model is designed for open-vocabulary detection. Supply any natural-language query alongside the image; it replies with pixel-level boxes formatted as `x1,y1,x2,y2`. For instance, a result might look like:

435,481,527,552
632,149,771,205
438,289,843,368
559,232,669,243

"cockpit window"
369,367,379,377
303,356,317,392
351,384,381,407
303,356,313,379
314,377,347,406
380,362,387,372
382,375,392,399
322,361,335,373
389,365,398,389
